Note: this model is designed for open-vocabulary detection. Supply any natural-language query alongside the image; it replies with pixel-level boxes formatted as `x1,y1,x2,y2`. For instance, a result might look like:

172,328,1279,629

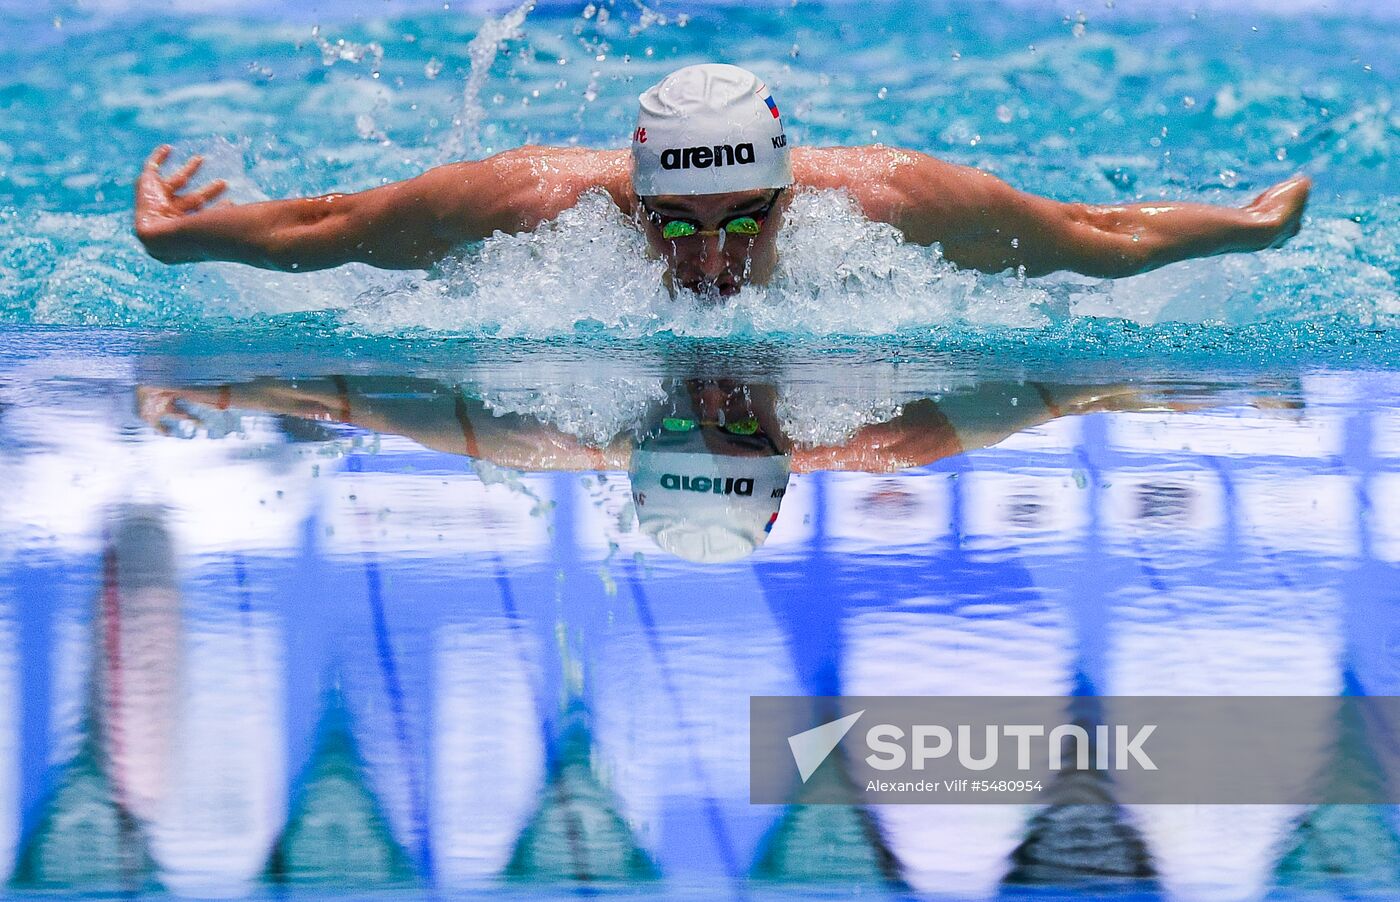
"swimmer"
135,63,1311,298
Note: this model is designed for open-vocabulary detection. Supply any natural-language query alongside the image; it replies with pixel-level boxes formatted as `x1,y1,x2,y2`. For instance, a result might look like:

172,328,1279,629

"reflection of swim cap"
632,63,793,197
630,444,791,564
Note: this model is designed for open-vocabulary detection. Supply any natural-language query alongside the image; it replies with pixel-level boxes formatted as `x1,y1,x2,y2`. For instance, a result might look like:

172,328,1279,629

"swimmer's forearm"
1060,201,1284,277
141,194,449,271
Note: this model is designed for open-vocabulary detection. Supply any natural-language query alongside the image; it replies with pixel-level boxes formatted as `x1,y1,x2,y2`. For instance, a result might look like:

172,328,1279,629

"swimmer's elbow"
1058,203,1162,278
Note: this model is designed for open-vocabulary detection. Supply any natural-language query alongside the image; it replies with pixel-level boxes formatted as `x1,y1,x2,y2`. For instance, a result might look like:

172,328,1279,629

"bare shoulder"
792,145,1011,242
431,146,634,234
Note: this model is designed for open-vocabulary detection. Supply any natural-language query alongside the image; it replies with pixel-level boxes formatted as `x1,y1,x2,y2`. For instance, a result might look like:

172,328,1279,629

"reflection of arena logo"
858,481,919,517
659,474,755,495
1136,483,1193,522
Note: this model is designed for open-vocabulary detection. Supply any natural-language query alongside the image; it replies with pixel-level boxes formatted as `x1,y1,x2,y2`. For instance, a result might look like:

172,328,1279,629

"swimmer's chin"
665,276,744,302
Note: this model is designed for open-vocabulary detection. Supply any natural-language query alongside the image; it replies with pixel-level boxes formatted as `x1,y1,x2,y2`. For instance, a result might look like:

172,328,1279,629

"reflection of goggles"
642,189,783,241
662,415,761,436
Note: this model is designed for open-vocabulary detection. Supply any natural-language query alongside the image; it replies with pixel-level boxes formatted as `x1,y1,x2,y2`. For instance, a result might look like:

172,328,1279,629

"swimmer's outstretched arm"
789,383,1237,472
801,148,1310,277
134,145,627,271
136,377,630,470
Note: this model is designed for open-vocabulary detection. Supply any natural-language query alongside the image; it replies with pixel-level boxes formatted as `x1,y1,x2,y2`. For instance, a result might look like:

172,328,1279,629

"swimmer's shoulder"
792,145,980,229
476,146,634,229
792,144,926,186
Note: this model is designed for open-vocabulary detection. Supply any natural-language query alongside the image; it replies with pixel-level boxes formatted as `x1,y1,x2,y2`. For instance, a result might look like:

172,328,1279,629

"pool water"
2,0,1400,899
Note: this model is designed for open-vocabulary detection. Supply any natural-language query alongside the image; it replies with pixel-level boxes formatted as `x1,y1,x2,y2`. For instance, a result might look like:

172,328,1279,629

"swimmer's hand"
1246,174,1311,249
135,146,229,263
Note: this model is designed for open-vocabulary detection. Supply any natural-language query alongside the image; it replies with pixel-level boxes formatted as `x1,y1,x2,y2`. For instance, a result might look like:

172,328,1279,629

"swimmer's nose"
693,234,726,279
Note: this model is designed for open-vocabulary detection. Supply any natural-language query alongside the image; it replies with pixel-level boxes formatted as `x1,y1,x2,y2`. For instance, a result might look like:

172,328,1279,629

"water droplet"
996,104,1013,123
1182,95,1195,108
425,57,442,79
951,50,961,60
877,87,889,100
1275,147,1288,160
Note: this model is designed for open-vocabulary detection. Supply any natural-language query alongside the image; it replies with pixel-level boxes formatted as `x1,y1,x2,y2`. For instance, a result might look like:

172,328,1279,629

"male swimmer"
135,63,1311,298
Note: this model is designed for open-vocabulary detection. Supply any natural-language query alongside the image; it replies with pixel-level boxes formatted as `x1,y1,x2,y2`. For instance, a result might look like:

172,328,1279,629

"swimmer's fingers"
144,145,172,173
1247,174,1311,248
166,154,204,192
135,387,201,437
177,179,228,212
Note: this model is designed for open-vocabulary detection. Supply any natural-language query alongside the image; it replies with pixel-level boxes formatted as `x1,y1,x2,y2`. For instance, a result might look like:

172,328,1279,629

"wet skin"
135,143,1312,294
637,189,790,298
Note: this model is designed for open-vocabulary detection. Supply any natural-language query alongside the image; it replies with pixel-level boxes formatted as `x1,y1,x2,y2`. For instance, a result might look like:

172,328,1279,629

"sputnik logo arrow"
787,710,865,782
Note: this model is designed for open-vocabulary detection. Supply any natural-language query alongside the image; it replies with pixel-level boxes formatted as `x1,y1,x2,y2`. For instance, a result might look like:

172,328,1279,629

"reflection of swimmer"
138,376,1228,563
135,64,1309,299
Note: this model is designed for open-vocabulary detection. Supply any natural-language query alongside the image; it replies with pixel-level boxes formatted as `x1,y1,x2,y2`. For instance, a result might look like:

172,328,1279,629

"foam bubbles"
336,188,1060,340
342,190,671,336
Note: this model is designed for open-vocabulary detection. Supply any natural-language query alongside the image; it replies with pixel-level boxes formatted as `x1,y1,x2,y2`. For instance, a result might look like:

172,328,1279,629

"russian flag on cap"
757,85,780,119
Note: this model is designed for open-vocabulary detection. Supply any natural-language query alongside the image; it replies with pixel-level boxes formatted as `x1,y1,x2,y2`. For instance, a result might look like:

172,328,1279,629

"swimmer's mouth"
679,278,741,298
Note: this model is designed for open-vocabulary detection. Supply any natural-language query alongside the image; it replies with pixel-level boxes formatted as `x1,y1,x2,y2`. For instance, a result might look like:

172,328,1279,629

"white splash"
442,0,538,162
340,188,1059,339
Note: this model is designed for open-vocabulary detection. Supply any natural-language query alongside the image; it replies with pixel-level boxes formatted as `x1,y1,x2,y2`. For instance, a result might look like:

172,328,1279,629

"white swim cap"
630,444,791,564
632,63,793,197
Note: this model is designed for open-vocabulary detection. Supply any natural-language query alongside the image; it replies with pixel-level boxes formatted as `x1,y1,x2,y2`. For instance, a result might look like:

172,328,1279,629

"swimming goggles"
661,415,762,436
641,189,784,241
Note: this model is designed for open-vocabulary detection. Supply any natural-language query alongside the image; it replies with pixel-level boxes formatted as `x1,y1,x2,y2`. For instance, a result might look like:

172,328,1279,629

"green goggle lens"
661,221,698,240
723,216,762,236
723,416,761,435
660,415,761,436
658,216,764,241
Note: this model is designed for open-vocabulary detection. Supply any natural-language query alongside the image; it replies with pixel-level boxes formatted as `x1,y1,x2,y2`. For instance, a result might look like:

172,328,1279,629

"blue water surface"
0,0,1397,351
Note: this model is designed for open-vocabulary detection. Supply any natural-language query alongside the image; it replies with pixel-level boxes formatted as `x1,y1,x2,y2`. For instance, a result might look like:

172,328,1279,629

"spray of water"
442,0,538,162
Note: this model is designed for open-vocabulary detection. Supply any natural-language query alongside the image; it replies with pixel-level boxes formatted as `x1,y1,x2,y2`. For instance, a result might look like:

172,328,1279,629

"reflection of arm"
139,377,631,471
789,383,1076,473
789,399,964,473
